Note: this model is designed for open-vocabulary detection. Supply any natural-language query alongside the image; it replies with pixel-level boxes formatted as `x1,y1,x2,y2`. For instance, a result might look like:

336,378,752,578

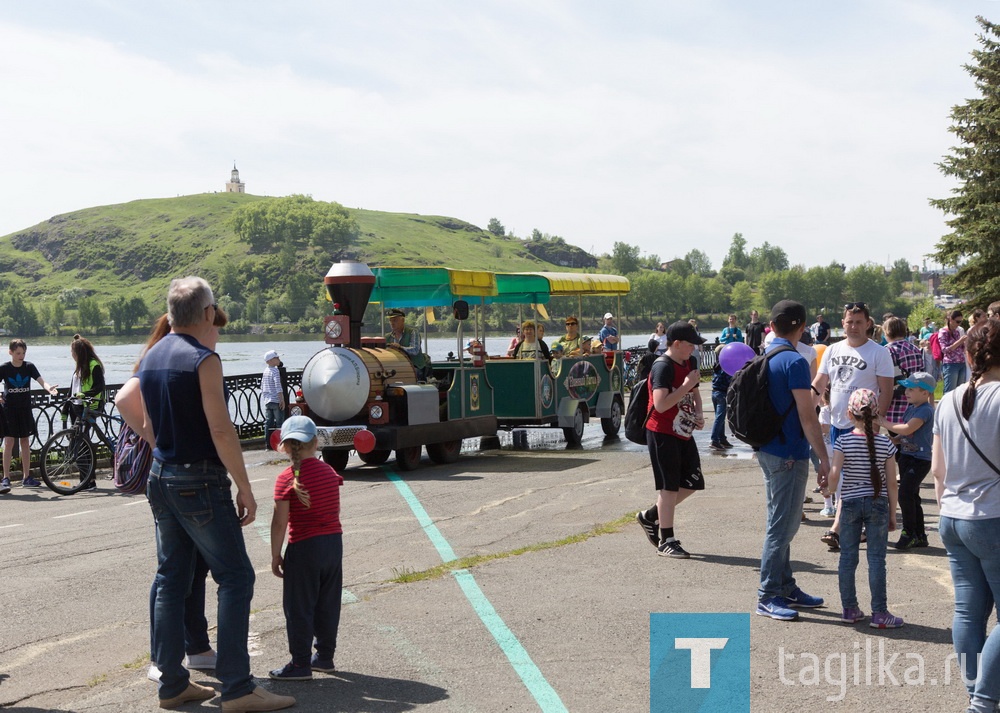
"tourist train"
295,260,629,471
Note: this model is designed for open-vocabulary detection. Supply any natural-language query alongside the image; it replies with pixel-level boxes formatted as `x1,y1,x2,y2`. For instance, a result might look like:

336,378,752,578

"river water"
13,331,723,385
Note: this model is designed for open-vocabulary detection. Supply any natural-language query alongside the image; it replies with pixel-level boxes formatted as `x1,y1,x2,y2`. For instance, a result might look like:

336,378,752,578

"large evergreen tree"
931,16,1000,304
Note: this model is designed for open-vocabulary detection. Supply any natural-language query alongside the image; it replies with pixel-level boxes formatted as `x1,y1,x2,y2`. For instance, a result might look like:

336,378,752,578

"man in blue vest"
122,277,295,712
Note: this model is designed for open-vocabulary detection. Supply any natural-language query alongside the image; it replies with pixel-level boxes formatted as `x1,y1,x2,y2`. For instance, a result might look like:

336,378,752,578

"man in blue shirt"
720,314,743,344
756,300,831,622
597,313,619,351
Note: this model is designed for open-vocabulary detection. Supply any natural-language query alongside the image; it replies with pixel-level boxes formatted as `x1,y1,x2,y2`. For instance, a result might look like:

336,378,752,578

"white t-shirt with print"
818,338,895,429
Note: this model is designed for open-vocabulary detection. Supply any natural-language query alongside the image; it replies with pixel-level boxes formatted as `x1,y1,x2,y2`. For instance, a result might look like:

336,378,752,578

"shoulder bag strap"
644,355,673,425
953,396,1000,478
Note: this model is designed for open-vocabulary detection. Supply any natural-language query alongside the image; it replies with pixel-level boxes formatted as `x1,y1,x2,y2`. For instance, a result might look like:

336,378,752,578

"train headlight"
369,404,384,420
290,405,303,416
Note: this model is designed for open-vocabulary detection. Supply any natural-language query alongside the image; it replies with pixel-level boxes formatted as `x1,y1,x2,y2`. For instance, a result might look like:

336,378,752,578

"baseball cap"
279,415,317,444
604,312,614,320
264,350,279,362
898,372,936,393
847,388,878,415
769,300,807,329
665,320,706,345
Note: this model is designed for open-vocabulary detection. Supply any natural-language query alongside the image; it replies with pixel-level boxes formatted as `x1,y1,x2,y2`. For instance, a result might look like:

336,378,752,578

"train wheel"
427,440,462,465
601,399,623,436
563,406,585,446
358,449,391,466
395,446,422,471
321,448,350,472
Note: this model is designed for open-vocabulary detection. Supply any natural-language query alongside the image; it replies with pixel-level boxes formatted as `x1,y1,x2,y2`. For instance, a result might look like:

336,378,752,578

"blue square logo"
650,613,750,713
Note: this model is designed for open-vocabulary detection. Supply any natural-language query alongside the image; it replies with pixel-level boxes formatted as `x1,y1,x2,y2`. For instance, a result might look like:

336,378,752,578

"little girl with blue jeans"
827,388,902,628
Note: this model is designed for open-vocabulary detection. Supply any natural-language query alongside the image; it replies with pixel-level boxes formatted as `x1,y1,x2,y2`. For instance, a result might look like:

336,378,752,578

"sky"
0,1,995,272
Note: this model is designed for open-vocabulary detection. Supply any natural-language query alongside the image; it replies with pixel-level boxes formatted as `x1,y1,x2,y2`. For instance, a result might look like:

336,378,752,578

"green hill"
0,192,592,307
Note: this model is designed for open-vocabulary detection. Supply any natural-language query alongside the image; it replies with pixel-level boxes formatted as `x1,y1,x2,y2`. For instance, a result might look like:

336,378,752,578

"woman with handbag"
116,307,229,683
932,317,1000,713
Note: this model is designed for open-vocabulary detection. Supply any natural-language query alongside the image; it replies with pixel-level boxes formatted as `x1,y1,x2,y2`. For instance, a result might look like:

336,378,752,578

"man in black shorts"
635,321,706,558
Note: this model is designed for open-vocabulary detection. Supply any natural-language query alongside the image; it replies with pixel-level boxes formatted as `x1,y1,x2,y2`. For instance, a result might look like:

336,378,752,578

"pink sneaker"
870,611,904,629
841,607,866,623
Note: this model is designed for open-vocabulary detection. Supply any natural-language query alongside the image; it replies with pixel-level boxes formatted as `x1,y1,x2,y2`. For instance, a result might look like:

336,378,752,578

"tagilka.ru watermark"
650,613,750,713
779,638,979,702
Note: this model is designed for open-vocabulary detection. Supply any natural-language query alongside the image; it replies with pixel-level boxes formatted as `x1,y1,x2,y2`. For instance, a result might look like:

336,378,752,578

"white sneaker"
148,663,162,682
819,507,836,518
185,650,217,670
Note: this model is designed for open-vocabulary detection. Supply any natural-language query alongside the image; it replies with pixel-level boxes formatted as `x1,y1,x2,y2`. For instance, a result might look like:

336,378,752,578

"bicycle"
39,398,123,495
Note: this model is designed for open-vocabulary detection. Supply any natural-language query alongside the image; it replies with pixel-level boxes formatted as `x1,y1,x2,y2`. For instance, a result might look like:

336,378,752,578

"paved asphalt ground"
0,409,967,712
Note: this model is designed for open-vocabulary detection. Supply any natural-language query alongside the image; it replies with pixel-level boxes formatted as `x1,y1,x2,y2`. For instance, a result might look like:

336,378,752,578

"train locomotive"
298,260,498,472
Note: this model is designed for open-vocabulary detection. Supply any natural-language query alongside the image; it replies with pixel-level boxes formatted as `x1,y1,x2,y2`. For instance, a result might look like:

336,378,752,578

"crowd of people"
634,298,1000,713
5,283,1000,710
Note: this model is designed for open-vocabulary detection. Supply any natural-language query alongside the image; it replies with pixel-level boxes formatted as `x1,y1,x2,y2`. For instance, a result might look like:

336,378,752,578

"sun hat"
898,372,936,394
847,388,878,415
264,350,279,362
279,415,317,444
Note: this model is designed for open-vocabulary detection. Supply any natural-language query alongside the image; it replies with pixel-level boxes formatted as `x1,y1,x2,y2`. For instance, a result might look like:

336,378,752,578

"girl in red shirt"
269,416,344,681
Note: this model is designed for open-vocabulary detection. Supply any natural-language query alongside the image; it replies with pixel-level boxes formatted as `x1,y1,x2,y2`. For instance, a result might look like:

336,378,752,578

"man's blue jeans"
147,460,256,702
838,496,889,612
264,402,285,448
941,361,967,394
940,515,1000,708
757,452,809,600
710,392,727,444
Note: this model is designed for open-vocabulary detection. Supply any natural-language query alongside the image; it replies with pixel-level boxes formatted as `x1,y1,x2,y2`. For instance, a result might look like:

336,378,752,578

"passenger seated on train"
511,320,551,361
552,316,591,356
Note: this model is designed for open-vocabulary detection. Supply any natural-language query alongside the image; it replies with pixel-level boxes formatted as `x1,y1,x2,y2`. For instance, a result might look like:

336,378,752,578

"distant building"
226,163,245,193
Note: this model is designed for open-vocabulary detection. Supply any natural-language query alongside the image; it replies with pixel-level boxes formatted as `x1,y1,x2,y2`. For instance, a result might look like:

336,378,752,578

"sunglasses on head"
844,302,868,312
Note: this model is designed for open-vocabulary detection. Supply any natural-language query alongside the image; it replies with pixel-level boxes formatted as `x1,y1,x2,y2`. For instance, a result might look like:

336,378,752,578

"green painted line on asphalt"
386,468,568,713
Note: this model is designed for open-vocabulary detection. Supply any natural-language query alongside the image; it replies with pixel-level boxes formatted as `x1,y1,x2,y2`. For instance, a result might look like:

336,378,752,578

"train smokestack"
324,260,375,348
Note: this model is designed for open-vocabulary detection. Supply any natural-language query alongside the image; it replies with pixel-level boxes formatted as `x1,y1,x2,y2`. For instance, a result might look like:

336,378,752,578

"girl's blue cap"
279,416,317,443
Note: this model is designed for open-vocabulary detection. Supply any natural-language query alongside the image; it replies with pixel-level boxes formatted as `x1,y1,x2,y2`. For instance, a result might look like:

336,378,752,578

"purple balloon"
719,342,755,376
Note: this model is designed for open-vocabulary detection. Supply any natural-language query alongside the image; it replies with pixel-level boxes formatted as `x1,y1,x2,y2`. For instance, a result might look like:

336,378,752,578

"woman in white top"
932,318,1000,713
649,322,667,356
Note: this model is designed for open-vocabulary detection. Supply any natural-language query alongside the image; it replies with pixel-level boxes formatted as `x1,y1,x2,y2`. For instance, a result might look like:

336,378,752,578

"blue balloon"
719,342,755,376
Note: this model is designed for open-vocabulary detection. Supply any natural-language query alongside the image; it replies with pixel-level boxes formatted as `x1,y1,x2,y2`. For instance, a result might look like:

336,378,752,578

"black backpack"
725,345,797,449
624,356,696,445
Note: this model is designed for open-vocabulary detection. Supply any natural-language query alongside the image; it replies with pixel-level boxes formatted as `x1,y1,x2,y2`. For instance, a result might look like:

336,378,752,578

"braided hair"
281,437,316,508
962,319,1000,419
859,405,882,497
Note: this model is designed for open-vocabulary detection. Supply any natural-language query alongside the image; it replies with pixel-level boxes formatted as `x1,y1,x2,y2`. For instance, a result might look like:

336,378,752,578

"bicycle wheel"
40,429,96,495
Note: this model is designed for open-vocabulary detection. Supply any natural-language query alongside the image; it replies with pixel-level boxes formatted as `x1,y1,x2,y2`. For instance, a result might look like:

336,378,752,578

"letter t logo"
675,638,729,688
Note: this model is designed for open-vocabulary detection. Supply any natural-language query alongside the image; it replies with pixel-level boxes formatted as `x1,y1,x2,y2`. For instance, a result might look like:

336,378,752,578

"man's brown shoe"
221,686,296,712
159,681,216,709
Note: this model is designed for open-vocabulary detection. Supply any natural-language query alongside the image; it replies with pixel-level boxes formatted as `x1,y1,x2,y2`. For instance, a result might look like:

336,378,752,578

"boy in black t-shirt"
635,322,707,559
1,339,59,489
